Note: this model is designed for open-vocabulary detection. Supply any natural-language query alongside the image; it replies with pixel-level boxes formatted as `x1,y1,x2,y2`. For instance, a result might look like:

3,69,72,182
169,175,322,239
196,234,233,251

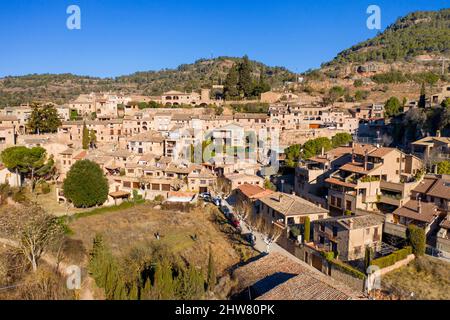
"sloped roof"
393,200,439,223
259,192,328,217
237,184,274,199
232,253,362,300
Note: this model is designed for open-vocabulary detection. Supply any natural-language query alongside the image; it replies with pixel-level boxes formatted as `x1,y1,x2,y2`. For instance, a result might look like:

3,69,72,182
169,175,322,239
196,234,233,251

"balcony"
379,193,403,206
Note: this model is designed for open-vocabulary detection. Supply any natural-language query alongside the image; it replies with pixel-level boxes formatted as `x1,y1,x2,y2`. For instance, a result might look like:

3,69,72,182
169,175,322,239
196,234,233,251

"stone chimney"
348,219,354,229
417,198,422,214
364,150,368,171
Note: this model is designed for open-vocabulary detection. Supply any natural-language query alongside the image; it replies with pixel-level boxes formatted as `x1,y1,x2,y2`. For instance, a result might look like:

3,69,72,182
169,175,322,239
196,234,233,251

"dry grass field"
381,256,450,300
68,203,257,275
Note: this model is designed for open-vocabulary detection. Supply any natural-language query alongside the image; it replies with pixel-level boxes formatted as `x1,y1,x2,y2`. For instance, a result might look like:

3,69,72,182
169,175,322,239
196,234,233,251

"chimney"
417,198,422,214
348,219,354,229
321,147,325,157
436,130,441,138
364,150,368,171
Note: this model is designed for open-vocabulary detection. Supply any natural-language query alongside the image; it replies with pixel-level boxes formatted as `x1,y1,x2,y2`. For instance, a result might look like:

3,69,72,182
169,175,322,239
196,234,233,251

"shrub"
154,195,165,203
63,160,109,208
371,246,412,269
290,226,301,239
39,182,51,195
325,256,366,279
407,225,425,256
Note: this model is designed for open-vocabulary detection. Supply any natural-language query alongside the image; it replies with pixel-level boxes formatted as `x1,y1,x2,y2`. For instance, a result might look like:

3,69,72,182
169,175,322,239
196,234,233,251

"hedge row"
330,259,366,280
371,246,413,269
321,252,366,280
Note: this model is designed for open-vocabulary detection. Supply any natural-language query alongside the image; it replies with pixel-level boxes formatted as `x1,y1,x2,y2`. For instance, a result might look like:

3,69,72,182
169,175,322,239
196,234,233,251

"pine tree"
82,121,90,150
206,248,217,292
224,65,240,100
238,55,253,98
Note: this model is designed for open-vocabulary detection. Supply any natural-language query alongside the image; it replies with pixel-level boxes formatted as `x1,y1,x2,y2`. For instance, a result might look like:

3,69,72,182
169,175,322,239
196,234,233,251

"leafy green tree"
252,69,271,97
327,86,345,104
302,137,332,159
441,98,450,109
0,146,55,192
354,90,369,101
353,79,363,87
224,65,240,100
304,217,310,243
206,248,216,291
331,133,353,148
285,144,302,168
82,122,90,150
384,97,402,118
27,104,62,134
407,225,426,256
264,178,276,191
238,55,254,98
437,161,450,174
63,159,109,208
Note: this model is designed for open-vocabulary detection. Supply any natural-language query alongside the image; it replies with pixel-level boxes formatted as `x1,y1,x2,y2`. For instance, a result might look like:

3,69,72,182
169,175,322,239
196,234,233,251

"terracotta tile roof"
352,143,377,156
60,148,74,155
427,179,450,200
129,130,164,143
340,162,369,174
413,176,438,194
440,217,450,229
257,273,350,300
237,184,274,199
73,150,87,160
325,178,357,189
369,147,396,158
259,192,328,217
318,214,383,230
232,253,362,300
393,200,439,223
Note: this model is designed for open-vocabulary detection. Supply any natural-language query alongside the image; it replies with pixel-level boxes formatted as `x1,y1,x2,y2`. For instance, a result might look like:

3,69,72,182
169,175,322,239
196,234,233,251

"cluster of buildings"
0,86,449,287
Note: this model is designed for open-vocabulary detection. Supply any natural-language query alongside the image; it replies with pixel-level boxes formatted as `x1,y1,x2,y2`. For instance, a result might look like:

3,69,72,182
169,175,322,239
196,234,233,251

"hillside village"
0,8,449,302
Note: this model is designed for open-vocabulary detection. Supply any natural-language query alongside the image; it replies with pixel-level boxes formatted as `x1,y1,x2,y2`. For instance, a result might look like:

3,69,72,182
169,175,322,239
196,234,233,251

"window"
332,226,338,237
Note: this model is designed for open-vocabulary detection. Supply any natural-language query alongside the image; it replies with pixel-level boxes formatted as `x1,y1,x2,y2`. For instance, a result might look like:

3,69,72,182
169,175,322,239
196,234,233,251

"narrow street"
220,195,302,260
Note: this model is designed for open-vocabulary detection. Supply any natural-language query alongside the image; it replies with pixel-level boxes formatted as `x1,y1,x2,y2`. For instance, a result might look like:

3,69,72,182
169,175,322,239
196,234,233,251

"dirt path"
0,237,96,300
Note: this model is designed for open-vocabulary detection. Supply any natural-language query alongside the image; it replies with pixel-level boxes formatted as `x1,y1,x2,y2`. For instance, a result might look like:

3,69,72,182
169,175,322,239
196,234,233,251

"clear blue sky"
0,0,448,78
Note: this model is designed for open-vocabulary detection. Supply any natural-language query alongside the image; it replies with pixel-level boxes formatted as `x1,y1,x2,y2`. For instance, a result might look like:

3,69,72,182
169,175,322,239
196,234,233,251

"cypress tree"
304,217,311,243
206,248,217,292
82,121,90,150
364,246,374,271
419,82,426,108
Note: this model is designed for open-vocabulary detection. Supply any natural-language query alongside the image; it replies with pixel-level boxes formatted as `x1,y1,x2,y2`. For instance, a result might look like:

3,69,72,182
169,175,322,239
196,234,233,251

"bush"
154,195,165,203
324,256,366,279
63,160,109,208
407,225,425,256
371,246,412,269
39,182,51,195
290,226,301,239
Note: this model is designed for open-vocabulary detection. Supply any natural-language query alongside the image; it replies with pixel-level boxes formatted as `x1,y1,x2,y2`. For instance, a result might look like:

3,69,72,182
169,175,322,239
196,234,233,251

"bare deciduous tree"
0,205,65,272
